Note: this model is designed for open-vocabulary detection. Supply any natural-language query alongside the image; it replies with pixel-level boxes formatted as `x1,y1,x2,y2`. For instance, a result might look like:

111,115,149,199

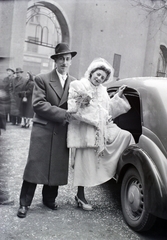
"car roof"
107,77,167,100
106,77,167,90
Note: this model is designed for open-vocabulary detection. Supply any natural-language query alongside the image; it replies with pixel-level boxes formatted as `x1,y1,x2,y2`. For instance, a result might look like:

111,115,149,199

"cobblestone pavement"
0,123,167,240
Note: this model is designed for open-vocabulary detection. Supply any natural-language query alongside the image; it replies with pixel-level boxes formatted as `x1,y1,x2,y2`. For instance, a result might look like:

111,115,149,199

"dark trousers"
19,180,59,207
11,115,21,125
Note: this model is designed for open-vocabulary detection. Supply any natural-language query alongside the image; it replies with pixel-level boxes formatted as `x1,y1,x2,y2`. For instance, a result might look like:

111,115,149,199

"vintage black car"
107,77,167,232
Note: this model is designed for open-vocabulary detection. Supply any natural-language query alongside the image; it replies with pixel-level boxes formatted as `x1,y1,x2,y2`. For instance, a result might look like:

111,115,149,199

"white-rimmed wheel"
121,167,156,232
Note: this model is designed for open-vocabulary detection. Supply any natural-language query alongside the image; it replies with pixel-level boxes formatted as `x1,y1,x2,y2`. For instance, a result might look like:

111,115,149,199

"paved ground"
0,123,167,240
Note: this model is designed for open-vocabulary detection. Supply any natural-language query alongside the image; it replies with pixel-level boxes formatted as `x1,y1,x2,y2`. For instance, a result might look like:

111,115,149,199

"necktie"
62,75,66,88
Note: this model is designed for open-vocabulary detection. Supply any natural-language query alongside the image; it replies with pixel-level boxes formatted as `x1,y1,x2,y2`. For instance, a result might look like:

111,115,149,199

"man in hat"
17,42,77,218
2,68,15,122
10,67,25,125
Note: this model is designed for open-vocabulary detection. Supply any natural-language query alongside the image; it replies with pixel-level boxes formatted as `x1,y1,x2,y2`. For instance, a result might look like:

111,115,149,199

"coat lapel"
49,69,73,107
14,77,24,89
49,69,63,99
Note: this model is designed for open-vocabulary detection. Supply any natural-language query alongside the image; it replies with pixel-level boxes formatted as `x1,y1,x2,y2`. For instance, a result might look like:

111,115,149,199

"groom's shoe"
43,200,58,210
17,206,29,218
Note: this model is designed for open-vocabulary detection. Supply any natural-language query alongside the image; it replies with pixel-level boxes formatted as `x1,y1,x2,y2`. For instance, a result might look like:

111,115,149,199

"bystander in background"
19,71,34,128
10,67,26,125
0,57,14,205
2,68,15,122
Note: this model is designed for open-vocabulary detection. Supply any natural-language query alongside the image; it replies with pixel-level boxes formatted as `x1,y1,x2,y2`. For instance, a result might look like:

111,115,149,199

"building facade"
0,0,167,81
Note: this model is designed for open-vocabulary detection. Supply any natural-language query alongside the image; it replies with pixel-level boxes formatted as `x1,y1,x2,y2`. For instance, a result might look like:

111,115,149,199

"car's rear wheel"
121,167,156,232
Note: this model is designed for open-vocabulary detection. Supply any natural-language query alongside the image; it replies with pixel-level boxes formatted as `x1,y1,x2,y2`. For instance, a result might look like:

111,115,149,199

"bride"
67,58,135,211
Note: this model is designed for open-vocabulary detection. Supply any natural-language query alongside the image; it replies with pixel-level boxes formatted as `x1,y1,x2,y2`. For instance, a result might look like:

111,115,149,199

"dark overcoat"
0,87,8,130
19,79,34,118
23,69,75,186
10,76,25,116
2,76,13,114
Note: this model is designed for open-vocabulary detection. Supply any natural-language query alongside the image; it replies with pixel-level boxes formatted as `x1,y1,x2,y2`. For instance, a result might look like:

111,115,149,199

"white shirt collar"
56,70,67,88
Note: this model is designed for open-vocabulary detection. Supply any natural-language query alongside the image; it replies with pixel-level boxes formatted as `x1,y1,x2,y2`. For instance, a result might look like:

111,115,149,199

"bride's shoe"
75,195,93,211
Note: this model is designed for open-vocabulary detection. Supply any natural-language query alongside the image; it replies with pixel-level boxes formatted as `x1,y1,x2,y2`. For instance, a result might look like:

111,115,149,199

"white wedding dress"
67,78,135,187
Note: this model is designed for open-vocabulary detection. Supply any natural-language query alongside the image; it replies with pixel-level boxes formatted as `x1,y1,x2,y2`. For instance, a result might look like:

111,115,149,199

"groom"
17,42,77,218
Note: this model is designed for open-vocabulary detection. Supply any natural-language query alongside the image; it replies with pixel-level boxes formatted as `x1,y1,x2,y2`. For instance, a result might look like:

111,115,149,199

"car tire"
121,167,156,232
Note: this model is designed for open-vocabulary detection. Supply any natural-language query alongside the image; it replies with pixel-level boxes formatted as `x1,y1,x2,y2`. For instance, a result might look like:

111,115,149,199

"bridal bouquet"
74,90,92,110
68,89,93,113
68,88,101,126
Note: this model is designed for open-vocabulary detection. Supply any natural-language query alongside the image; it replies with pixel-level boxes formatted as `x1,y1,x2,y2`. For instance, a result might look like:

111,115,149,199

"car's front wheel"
121,167,156,232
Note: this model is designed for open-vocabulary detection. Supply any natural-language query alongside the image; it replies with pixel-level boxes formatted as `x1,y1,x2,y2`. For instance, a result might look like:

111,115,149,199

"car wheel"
121,167,156,232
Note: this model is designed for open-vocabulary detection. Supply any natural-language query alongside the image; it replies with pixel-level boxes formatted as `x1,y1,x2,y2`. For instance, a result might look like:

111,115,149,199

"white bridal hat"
84,58,114,82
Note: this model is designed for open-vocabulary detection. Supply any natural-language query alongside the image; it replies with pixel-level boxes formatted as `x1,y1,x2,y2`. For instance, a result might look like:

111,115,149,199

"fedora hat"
15,67,23,73
6,68,15,73
50,42,77,59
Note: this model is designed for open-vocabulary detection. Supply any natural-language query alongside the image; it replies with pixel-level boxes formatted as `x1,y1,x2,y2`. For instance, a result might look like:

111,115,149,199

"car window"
108,87,142,143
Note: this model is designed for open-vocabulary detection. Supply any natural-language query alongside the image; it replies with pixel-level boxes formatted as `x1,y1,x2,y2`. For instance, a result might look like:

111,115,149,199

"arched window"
42,26,49,45
25,5,62,50
35,24,42,44
23,2,70,75
157,45,167,77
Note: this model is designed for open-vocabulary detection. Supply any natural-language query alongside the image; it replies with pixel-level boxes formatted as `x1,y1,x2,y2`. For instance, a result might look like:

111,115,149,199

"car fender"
116,145,167,219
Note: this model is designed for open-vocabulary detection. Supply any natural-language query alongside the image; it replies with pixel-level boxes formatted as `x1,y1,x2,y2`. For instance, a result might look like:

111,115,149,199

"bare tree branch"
130,0,167,35
130,0,167,12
